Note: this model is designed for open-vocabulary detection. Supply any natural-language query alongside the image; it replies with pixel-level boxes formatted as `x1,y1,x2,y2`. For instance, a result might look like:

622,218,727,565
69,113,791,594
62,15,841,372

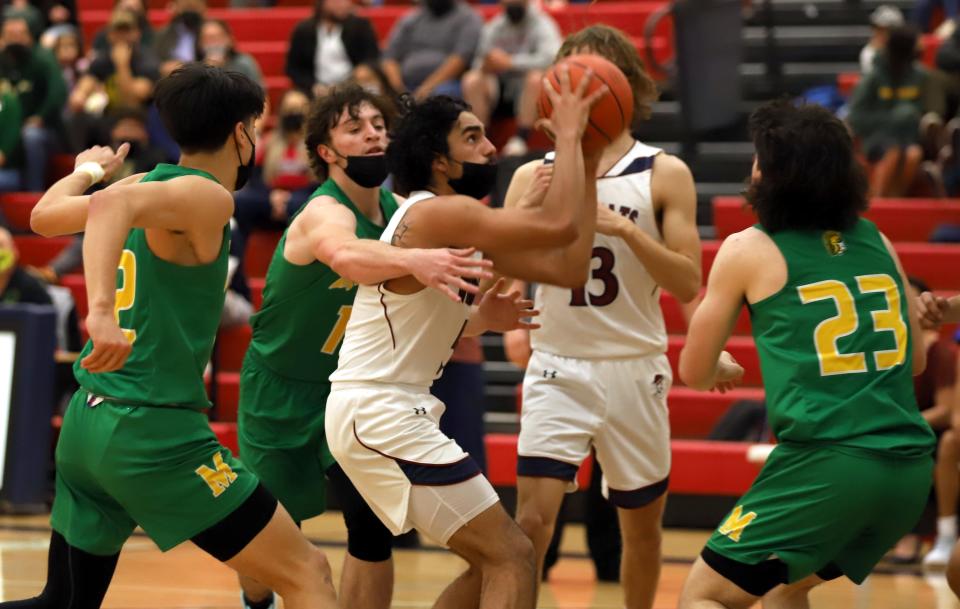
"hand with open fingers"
596,202,626,236
536,64,609,142
517,163,554,209
75,143,131,183
712,350,744,394
918,291,950,329
81,311,133,373
409,247,494,303
475,278,541,333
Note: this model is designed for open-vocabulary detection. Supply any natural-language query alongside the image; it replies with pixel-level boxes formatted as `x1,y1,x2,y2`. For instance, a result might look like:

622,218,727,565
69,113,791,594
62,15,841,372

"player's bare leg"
946,539,960,596
761,575,824,609
226,505,338,609
678,557,760,609
435,503,536,609
514,476,568,592
617,493,667,609
239,575,274,607
340,555,393,609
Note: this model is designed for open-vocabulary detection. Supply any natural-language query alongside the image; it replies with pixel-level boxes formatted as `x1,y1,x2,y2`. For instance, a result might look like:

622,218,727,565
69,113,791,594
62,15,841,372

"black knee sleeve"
327,463,393,562
0,531,119,609
701,546,789,597
192,483,278,562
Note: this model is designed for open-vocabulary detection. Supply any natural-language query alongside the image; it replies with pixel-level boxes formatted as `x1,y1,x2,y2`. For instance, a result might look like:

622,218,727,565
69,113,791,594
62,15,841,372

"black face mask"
234,127,255,191
280,113,305,133
333,150,388,188
3,43,31,65
505,4,526,24
425,0,454,17
448,159,497,199
178,10,203,30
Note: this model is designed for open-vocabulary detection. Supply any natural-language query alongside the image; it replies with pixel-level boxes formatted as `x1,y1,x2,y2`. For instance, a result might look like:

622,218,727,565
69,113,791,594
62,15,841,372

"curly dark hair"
304,83,396,181
386,95,470,195
746,100,868,234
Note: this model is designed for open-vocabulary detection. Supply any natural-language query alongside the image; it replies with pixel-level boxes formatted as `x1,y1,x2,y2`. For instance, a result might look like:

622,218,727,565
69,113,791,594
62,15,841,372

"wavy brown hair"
556,24,659,126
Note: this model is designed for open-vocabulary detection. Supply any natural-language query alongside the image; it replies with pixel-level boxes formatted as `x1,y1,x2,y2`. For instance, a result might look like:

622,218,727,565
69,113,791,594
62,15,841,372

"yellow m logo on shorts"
195,452,238,498
718,505,757,543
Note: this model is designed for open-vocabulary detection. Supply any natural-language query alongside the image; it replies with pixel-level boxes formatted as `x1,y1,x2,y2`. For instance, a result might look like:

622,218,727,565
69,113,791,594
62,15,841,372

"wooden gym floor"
0,513,955,608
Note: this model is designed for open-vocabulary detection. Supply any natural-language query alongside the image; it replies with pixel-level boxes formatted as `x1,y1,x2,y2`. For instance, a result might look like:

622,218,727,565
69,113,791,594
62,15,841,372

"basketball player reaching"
678,100,934,609
324,67,606,609
2,64,338,609
236,83,492,609
502,25,701,609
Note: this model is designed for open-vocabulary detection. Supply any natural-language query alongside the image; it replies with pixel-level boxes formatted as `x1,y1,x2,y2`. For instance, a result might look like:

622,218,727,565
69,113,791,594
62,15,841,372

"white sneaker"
502,135,528,157
923,538,956,568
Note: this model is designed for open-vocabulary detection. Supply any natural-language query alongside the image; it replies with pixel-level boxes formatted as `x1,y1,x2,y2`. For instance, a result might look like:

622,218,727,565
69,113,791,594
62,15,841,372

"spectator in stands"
381,0,482,99
0,13,66,191
51,27,85,92
461,0,560,157
0,226,52,305
848,25,940,197
913,0,958,35
198,19,264,88
154,0,206,76
0,89,23,192
91,0,155,56
66,10,159,151
861,5,904,74
286,0,381,98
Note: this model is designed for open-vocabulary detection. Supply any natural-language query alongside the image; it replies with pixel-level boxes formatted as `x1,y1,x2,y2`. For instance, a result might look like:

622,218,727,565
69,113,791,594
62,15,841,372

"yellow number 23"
797,274,907,377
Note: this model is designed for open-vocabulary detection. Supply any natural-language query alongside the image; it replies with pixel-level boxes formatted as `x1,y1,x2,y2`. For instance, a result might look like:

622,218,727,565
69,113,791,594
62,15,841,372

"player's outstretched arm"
597,154,702,302
679,232,750,391
880,233,927,375
80,176,233,373
294,198,493,302
31,144,136,236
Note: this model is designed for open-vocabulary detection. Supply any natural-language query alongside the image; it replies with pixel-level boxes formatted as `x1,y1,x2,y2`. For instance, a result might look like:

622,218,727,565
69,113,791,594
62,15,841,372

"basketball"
537,53,635,154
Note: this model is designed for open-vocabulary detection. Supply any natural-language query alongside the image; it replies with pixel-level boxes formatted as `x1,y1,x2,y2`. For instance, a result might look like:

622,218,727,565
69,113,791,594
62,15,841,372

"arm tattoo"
391,220,411,246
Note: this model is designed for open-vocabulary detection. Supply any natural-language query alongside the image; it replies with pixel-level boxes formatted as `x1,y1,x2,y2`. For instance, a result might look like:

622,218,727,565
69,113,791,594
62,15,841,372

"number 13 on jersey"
798,274,908,377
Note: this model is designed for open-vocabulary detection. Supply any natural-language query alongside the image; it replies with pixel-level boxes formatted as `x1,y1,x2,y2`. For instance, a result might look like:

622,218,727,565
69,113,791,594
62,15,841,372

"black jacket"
285,15,380,93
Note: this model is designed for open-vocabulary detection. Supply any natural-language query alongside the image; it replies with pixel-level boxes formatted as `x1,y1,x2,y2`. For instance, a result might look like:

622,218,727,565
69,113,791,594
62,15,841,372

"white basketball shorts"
517,350,672,508
325,382,500,544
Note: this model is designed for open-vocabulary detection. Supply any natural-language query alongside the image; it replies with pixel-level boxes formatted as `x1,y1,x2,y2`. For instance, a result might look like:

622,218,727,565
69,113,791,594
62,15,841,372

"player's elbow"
542,218,579,247
328,248,366,284
674,279,701,304
29,205,55,236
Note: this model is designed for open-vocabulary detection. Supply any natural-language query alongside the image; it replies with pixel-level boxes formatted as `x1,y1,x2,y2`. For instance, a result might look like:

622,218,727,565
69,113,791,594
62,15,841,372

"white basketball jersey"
330,191,478,388
531,141,668,359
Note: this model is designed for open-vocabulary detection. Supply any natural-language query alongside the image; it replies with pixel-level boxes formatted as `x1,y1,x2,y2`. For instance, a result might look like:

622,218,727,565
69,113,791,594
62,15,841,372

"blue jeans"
0,168,21,192
22,125,56,191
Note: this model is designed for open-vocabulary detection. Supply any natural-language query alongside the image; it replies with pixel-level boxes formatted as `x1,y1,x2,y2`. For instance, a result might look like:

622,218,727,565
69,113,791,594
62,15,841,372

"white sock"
938,515,957,541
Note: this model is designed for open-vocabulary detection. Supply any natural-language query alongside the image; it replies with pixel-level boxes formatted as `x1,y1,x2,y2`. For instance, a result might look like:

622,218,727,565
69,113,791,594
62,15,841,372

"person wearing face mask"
462,0,561,157
199,19,264,88
381,0,483,100
286,0,380,98
91,0,155,56
154,0,206,77
9,63,342,609
234,83,492,609
0,13,66,192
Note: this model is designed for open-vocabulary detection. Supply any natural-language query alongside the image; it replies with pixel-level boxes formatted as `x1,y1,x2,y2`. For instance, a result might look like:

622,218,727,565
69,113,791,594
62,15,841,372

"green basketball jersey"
246,178,399,383
74,164,229,409
749,218,935,457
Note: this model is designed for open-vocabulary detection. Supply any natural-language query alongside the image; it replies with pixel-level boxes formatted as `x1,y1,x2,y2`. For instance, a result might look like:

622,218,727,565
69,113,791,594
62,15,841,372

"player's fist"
81,310,132,373
712,350,744,394
75,143,130,183
918,291,950,330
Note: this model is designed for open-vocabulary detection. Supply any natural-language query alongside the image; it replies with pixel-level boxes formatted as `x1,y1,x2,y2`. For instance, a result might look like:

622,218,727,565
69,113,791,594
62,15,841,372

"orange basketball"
537,53,634,154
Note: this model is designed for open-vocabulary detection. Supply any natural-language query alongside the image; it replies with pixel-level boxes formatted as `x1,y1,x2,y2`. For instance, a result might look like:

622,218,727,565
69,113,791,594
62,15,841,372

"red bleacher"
713,196,960,241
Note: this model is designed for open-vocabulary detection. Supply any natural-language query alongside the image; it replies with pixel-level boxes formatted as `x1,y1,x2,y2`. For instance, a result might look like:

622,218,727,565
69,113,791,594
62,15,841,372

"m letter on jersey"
195,453,238,497
718,505,757,542
330,277,357,291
